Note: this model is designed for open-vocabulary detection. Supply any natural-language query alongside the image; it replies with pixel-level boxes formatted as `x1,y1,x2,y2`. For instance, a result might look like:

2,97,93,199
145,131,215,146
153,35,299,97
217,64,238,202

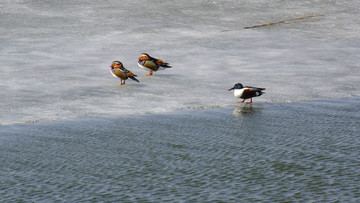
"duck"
138,53,172,76
228,83,265,104
110,61,139,85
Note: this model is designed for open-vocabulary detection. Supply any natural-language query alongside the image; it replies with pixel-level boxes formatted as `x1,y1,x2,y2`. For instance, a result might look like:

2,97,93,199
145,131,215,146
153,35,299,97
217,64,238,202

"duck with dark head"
229,83,265,104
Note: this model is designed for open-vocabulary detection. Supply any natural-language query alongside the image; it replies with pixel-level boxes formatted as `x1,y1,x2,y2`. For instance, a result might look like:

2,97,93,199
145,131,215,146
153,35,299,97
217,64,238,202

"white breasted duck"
138,53,171,76
110,61,139,85
228,83,265,104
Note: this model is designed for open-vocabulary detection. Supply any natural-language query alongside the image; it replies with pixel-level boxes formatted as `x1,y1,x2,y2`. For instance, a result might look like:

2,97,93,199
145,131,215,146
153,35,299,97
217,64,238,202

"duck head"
111,61,123,68
138,53,150,61
228,83,244,91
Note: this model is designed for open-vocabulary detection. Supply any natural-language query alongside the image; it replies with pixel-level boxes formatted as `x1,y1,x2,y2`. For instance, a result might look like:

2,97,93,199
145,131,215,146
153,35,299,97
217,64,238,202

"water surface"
1,98,359,202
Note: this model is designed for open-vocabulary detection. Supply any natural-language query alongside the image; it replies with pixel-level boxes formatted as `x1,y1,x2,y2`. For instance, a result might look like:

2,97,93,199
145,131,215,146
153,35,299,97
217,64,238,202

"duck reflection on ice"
232,104,262,116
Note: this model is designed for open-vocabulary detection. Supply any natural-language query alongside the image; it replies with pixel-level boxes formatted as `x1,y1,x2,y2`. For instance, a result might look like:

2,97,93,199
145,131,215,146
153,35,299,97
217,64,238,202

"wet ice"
1,0,359,124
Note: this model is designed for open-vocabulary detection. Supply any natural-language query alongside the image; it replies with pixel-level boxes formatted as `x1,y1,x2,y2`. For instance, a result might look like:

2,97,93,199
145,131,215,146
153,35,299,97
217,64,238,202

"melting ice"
1,0,360,124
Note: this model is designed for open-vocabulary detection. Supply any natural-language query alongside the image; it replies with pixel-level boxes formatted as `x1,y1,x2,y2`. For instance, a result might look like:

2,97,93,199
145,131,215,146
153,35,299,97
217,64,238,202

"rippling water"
1,98,359,202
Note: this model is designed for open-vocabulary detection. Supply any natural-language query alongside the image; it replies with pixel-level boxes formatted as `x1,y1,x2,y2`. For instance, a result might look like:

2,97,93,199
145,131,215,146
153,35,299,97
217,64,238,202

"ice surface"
1,0,360,124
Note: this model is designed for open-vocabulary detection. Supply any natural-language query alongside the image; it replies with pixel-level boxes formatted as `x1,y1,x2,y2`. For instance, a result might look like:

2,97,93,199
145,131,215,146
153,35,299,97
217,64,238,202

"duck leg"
238,99,246,103
145,70,153,76
246,98,253,104
117,79,125,85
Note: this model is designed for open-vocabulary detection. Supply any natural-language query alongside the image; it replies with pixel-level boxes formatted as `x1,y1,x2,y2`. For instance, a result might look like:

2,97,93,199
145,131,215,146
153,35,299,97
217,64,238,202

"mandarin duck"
138,53,171,76
110,61,139,85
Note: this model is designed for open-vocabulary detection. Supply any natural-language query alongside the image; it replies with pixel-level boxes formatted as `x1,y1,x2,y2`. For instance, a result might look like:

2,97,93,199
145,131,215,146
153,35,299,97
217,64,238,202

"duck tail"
161,63,172,68
258,90,265,96
129,75,140,83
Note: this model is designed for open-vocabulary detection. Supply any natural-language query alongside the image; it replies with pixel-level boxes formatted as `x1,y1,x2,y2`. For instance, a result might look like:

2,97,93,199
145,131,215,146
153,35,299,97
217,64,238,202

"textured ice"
1,0,360,124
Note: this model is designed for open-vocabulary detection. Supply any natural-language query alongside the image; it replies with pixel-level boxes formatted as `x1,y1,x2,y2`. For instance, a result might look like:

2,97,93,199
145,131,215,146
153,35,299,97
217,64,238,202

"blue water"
1,98,359,202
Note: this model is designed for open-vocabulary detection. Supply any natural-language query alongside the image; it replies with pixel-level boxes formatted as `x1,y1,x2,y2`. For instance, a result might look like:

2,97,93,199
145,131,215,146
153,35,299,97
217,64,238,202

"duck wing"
151,57,171,68
245,86,265,91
